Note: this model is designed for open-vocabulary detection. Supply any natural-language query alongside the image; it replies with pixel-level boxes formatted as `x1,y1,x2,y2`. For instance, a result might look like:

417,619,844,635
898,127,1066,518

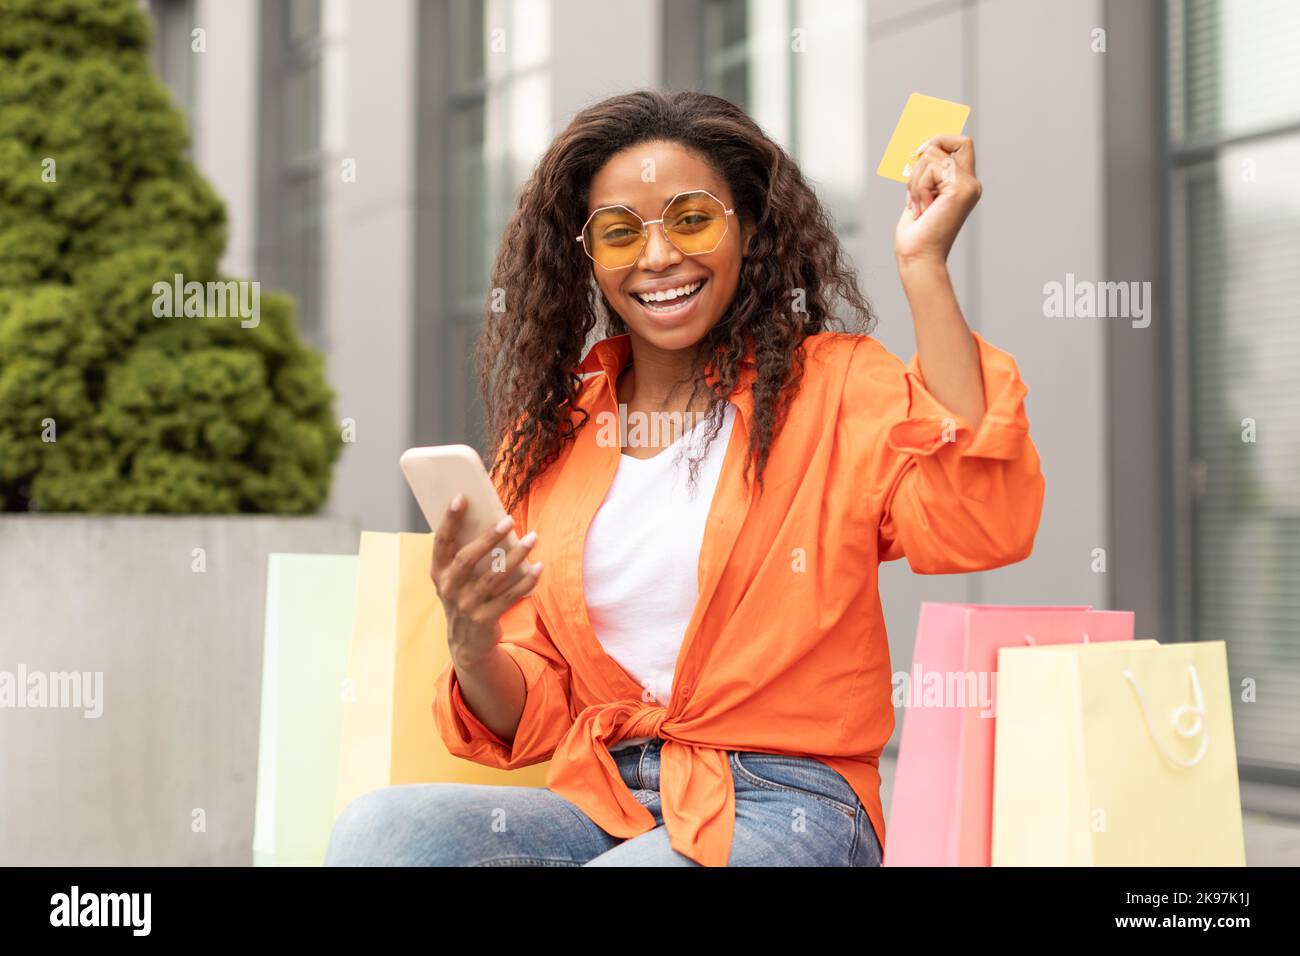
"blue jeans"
325,738,882,866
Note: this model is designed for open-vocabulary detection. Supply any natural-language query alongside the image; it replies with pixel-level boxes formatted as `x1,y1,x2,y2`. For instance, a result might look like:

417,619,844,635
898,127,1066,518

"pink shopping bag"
883,603,1134,867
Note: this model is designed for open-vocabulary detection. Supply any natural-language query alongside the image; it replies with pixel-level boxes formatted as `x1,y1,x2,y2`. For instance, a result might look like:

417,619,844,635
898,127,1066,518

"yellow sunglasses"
576,189,736,271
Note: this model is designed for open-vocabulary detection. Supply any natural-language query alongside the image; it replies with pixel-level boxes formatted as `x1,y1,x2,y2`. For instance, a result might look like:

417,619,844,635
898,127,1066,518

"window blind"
1171,0,1300,773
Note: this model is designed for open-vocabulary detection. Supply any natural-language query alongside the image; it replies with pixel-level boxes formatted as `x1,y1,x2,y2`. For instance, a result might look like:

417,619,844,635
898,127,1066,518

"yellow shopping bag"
334,532,549,818
992,640,1245,866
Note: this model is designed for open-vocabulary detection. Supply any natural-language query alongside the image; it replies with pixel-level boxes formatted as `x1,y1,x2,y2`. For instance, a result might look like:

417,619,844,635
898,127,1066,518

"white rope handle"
1023,632,1091,646
1122,664,1209,768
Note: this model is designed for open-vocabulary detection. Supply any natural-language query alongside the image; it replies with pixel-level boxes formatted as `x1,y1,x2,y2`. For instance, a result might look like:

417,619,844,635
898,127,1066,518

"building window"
1169,0,1300,777
440,0,552,449
695,0,866,256
149,0,198,124
258,0,325,345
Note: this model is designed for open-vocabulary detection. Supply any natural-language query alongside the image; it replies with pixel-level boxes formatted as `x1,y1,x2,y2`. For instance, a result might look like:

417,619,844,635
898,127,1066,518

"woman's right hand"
431,493,543,669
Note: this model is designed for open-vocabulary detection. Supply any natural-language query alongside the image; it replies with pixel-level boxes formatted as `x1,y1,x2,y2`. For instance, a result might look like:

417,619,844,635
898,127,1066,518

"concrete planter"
0,513,361,865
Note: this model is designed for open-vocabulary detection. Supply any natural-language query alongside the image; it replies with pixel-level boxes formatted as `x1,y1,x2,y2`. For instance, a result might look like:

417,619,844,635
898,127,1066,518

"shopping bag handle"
1122,664,1209,768
1022,632,1091,645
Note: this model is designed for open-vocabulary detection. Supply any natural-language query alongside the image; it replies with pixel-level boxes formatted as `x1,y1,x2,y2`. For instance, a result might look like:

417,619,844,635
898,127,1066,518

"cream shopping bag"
334,532,549,817
254,553,359,865
992,640,1245,866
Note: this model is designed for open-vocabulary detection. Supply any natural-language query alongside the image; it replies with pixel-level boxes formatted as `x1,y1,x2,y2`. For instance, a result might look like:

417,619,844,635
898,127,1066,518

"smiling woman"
326,89,1045,868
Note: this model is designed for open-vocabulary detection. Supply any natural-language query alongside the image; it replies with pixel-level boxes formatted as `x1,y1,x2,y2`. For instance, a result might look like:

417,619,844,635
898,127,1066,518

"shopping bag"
253,553,359,866
334,532,548,818
884,603,1134,867
992,639,1245,865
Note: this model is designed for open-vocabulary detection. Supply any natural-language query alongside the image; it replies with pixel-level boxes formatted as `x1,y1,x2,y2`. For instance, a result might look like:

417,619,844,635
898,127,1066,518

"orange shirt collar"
576,332,758,429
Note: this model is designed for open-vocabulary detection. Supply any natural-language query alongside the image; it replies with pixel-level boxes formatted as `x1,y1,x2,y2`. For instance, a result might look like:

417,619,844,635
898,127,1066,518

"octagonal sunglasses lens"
662,192,730,256
583,206,647,269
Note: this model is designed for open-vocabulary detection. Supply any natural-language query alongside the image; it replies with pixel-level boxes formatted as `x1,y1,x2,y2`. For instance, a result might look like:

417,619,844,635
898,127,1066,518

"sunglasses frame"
576,189,737,270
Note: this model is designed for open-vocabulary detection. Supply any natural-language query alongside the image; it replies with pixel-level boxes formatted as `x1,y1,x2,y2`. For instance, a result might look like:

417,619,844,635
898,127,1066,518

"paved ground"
876,752,1300,866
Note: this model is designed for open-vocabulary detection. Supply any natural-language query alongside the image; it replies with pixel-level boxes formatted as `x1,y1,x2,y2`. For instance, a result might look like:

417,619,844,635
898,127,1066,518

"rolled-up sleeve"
432,592,574,768
840,331,1045,573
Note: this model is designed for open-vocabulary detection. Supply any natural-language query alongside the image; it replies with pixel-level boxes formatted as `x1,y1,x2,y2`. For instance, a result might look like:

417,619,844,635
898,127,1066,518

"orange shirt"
433,329,1045,866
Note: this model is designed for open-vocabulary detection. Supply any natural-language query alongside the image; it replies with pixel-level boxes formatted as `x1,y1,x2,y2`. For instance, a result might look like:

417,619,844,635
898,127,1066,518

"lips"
633,278,704,304
631,278,707,314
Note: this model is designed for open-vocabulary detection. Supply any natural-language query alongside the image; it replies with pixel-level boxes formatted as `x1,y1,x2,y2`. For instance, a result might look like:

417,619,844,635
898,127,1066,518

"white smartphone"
400,444,528,582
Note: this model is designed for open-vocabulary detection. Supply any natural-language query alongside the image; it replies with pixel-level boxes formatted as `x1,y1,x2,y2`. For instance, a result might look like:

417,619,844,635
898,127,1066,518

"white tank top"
582,401,738,751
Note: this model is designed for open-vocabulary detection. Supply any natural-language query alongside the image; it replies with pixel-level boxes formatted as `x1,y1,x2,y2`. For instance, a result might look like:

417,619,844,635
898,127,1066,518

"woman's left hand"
893,134,982,267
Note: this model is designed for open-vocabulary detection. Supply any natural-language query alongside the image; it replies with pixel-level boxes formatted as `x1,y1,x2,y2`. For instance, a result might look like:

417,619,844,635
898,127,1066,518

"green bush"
0,0,341,512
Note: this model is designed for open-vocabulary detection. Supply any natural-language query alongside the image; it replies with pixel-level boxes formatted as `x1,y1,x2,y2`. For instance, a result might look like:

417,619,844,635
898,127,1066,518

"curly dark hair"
475,89,876,514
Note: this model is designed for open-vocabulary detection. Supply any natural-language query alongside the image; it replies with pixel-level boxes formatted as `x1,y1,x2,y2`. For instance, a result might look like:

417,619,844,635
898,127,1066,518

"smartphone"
400,444,530,583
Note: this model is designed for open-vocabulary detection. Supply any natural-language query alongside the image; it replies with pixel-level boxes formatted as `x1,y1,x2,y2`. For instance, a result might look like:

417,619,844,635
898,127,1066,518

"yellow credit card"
876,93,971,183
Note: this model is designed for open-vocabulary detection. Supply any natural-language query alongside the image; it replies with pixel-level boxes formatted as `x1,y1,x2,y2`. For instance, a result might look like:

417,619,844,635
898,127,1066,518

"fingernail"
520,530,538,546
533,562,544,575
495,515,514,532
450,493,464,510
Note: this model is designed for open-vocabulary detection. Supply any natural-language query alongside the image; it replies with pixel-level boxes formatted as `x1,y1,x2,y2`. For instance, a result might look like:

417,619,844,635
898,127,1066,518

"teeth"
635,280,702,304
